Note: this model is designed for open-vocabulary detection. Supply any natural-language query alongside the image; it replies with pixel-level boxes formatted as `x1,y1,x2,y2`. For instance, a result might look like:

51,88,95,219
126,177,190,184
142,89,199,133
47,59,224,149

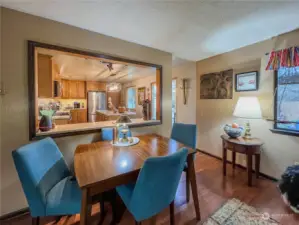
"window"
127,87,136,109
172,79,176,124
275,66,299,133
151,83,156,120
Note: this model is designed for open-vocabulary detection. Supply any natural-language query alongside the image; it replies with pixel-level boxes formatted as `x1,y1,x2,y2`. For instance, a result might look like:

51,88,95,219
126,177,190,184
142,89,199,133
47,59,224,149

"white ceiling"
37,47,156,83
2,0,299,61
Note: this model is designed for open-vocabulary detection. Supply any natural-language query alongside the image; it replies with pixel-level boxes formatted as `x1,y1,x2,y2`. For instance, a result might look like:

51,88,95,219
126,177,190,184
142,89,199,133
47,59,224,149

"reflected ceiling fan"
95,62,127,78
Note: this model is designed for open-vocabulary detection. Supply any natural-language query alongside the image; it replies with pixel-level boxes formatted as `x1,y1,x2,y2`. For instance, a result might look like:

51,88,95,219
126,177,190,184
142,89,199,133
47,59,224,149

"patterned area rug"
202,198,279,225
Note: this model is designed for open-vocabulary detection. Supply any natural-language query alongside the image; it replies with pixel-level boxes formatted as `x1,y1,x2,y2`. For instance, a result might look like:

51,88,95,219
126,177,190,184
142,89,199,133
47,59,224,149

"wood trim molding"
0,208,29,222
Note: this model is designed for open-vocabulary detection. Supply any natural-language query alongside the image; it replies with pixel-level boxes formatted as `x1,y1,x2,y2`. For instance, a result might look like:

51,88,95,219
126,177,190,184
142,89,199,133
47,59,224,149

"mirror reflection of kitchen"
36,47,160,132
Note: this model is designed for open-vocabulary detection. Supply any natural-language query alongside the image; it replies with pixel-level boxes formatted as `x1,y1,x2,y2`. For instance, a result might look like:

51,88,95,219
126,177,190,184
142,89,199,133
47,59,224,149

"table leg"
187,155,201,221
246,154,253,186
222,145,227,176
170,201,175,225
80,188,91,225
232,152,236,170
255,154,260,179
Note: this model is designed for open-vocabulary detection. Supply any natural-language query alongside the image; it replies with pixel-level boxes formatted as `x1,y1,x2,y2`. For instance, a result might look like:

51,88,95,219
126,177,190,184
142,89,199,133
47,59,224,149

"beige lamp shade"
233,97,262,119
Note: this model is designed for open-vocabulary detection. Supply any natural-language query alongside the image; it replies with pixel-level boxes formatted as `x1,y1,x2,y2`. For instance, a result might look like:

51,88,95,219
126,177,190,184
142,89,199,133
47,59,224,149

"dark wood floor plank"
2,152,299,225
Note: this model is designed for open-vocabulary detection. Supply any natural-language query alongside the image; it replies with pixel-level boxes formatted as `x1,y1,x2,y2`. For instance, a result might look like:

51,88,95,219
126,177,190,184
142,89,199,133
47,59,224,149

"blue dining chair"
171,123,197,203
116,148,188,224
12,137,81,225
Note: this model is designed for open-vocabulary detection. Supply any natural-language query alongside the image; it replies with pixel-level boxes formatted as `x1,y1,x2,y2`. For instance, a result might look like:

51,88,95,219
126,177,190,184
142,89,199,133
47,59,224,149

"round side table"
221,134,264,186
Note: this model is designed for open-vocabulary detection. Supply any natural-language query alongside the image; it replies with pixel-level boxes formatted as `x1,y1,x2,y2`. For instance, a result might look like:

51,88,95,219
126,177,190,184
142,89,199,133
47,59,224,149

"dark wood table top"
221,134,264,146
74,134,196,188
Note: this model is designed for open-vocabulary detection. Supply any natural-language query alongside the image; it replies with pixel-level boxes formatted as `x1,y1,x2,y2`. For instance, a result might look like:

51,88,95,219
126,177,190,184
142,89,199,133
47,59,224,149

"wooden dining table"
74,134,201,225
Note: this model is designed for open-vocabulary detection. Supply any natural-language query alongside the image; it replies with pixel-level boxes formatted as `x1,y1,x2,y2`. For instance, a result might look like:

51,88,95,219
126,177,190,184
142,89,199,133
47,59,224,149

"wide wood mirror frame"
28,41,162,140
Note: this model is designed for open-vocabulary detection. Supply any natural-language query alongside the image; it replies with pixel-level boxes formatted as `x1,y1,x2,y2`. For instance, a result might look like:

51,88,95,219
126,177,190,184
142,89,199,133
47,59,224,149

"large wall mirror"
28,41,162,140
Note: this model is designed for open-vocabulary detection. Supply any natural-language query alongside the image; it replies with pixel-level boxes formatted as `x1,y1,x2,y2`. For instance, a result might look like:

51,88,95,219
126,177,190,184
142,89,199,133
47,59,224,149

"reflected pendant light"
107,82,122,92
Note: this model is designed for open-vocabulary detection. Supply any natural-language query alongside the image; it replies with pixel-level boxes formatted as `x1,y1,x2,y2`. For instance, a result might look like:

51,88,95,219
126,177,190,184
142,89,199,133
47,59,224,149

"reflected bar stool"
171,123,197,203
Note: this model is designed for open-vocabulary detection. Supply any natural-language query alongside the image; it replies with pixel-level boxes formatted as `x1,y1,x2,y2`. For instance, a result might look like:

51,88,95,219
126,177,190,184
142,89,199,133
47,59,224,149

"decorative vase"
39,115,52,132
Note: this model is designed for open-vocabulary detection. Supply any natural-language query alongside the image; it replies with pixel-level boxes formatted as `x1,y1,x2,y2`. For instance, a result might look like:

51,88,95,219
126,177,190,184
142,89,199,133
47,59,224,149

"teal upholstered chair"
116,148,188,224
12,137,81,225
171,123,197,203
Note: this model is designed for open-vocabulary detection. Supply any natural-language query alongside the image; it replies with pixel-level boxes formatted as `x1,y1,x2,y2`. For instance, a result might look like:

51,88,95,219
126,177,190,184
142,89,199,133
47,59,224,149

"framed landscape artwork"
235,71,258,92
200,69,233,99
138,87,146,105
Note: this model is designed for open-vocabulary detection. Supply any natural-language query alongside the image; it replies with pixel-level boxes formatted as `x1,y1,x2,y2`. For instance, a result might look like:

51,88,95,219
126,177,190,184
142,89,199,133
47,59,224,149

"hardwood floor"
2,152,299,225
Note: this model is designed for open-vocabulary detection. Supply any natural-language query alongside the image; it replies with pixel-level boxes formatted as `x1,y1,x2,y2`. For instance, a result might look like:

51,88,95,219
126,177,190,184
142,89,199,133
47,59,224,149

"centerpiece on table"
112,115,140,146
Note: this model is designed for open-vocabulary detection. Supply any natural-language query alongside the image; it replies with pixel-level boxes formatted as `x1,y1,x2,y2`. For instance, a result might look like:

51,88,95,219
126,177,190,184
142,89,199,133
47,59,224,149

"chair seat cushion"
116,183,135,208
46,176,81,215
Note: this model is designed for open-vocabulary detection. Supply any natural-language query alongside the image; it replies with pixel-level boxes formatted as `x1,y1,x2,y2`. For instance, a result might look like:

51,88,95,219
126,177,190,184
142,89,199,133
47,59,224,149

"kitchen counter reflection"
36,119,160,137
96,110,136,116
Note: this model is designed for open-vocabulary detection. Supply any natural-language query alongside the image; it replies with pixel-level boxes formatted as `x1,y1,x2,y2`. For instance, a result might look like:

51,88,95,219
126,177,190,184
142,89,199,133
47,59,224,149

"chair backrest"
12,137,70,217
129,148,188,221
171,123,197,149
101,127,132,141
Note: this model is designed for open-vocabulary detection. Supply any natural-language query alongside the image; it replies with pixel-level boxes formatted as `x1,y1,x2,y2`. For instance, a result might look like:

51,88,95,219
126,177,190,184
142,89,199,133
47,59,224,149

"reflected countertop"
36,118,160,136
96,110,136,116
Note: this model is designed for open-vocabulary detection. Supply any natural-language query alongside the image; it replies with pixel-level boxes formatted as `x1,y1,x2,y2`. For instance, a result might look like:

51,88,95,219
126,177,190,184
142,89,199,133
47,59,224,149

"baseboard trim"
0,207,29,221
196,148,279,182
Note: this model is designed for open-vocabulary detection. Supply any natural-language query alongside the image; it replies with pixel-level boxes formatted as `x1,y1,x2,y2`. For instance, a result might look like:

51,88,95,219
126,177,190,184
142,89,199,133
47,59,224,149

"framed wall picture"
200,69,233,99
137,87,146,105
235,71,258,92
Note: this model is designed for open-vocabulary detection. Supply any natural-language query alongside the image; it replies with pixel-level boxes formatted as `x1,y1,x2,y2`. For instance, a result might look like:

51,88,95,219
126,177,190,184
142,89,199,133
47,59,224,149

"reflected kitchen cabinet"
86,81,106,92
37,54,53,98
69,109,87,124
61,80,86,99
61,79,69,98
69,81,78,99
77,109,87,123
77,81,86,99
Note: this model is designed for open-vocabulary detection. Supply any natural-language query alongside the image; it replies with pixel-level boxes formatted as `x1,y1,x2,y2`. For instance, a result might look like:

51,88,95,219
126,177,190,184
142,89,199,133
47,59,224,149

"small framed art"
235,71,258,92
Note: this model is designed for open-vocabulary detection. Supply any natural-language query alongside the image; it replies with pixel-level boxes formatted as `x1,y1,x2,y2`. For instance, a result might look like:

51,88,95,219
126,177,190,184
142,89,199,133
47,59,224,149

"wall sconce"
179,78,190,105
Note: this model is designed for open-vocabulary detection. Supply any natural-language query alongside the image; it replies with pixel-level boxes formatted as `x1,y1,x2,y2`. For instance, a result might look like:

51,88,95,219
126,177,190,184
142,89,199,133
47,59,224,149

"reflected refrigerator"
88,91,106,122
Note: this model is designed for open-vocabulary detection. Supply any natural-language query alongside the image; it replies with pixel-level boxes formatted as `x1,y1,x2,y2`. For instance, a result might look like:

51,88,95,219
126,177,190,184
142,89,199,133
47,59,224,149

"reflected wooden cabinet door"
77,109,87,123
69,109,87,124
69,81,77,99
37,54,53,98
61,79,69,98
69,110,78,124
77,81,86,99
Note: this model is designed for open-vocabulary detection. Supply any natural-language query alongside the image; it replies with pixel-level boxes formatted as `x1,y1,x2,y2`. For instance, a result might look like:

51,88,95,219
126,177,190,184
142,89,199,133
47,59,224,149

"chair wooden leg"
185,170,190,203
32,217,40,225
170,201,175,225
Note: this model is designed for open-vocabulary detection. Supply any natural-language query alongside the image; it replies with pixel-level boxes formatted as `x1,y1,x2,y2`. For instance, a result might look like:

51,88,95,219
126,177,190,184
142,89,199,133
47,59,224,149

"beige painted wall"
0,7,172,215
196,29,299,180
172,59,196,124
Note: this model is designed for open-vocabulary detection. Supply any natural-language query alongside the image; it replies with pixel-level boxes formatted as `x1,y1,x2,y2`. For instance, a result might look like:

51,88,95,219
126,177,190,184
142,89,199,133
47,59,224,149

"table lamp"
233,97,262,139
115,115,132,143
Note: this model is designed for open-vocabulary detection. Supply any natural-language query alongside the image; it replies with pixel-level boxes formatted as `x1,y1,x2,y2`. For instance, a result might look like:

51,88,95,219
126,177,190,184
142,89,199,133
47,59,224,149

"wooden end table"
221,134,263,186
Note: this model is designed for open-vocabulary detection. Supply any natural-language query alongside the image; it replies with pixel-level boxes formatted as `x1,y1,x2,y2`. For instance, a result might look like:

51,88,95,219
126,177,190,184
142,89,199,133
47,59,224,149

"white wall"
172,58,197,124
196,29,299,179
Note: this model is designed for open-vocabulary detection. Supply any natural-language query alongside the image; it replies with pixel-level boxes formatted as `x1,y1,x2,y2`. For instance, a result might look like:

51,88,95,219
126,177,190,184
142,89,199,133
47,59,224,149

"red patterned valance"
266,46,299,70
